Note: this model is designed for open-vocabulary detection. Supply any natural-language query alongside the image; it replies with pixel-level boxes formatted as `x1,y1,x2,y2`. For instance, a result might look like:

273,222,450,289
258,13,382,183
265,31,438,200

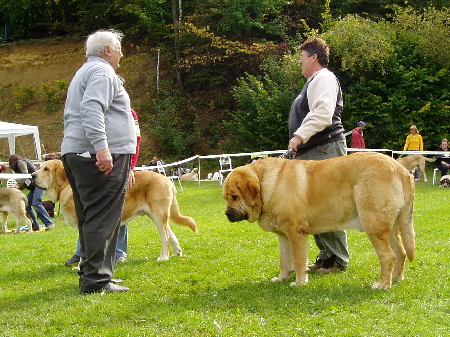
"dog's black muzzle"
225,208,247,222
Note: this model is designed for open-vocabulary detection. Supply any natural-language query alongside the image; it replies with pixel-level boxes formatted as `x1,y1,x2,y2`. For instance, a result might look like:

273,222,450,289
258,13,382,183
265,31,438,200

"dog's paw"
371,281,391,290
170,251,182,258
290,275,308,287
156,256,170,262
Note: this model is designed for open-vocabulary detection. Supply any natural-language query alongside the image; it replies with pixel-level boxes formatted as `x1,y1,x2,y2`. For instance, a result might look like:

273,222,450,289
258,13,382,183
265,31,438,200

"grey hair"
85,30,123,57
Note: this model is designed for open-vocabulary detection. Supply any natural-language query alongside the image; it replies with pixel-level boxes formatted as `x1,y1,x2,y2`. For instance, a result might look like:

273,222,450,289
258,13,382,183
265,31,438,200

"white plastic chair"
156,161,183,191
432,168,440,185
6,179,17,188
219,156,233,185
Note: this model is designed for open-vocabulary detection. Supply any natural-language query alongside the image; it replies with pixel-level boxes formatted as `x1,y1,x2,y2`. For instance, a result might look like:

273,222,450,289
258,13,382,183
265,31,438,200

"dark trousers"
62,153,130,292
436,163,449,177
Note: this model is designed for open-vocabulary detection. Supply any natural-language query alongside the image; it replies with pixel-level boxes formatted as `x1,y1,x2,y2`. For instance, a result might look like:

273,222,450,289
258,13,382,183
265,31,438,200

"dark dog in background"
439,175,450,187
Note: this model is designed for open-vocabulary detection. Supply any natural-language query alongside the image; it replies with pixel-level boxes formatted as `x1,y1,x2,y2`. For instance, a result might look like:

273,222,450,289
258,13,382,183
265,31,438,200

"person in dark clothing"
436,138,450,177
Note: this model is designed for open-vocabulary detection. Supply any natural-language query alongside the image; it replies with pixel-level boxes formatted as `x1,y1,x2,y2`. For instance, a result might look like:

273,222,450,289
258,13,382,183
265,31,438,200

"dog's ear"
238,177,260,207
55,163,68,186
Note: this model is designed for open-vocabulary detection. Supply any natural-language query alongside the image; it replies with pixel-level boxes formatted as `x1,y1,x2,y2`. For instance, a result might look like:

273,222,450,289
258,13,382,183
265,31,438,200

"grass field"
0,179,449,337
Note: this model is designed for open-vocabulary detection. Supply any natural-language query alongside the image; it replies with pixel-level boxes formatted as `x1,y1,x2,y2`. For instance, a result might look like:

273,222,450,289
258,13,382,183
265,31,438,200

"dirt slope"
0,38,155,162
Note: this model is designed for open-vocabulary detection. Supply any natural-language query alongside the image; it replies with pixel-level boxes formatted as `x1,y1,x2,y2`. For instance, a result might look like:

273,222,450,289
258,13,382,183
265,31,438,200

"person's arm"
403,136,410,151
419,135,424,151
351,129,359,148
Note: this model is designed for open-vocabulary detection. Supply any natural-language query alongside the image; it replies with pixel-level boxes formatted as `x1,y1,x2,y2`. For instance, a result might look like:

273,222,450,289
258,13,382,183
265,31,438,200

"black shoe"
81,282,129,294
65,255,81,266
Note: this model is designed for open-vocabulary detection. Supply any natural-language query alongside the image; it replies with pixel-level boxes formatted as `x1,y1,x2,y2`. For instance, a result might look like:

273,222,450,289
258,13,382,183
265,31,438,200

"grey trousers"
62,153,130,292
299,140,349,267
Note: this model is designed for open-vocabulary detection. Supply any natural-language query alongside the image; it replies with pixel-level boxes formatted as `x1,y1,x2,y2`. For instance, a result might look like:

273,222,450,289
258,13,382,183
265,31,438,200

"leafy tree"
228,52,304,152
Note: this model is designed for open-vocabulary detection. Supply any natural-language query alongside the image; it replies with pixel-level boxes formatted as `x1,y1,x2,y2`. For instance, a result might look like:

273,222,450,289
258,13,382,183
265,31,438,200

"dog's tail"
169,185,198,232
424,157,436,162
398,174,416,262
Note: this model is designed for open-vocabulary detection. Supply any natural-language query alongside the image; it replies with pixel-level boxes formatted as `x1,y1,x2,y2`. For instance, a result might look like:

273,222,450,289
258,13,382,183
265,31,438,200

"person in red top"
351,121,366,148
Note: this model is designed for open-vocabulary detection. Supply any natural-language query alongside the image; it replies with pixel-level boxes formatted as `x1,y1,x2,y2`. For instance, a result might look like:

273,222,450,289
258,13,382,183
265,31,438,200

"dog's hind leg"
166,224,182,258
390,228,406,282
14,214,22,233
150,212,173,261
2,211,8,232
419,163,427,182
365,224,396,289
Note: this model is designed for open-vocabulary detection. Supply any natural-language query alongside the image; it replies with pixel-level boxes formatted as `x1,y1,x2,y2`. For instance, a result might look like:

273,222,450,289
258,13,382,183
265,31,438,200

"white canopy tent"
0,121,42,160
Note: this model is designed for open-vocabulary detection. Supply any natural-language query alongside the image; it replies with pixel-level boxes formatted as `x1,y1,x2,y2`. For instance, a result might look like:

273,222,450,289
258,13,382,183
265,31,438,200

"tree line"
1,0,449,158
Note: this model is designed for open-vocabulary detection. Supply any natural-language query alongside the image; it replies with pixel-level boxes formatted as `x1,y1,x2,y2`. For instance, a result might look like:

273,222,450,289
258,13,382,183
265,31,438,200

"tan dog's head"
439,175,450,187
32,159,67,192
223,166,262,223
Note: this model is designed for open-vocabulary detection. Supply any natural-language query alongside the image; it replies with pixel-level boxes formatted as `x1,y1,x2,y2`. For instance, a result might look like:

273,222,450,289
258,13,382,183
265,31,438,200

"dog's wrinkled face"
223,168,261,223
439,175,450,187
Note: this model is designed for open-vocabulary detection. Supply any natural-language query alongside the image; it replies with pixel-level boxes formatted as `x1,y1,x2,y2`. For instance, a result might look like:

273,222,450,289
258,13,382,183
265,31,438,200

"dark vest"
288,72,345,155
18,159,37,190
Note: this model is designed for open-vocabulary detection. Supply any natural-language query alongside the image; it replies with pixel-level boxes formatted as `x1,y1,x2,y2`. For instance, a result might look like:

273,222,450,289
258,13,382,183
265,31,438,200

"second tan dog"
181,168,198,181
0,188,33,233
32,160,197,261
223,152,415,289
396,154,436,182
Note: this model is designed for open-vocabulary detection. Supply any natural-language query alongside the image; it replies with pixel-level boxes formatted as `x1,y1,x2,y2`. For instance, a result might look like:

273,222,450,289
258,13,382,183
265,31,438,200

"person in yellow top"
403,125,423,180
403,125,423,151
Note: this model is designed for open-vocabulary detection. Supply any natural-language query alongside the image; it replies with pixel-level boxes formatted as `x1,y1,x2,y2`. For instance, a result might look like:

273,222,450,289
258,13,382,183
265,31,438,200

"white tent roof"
0,121,42,160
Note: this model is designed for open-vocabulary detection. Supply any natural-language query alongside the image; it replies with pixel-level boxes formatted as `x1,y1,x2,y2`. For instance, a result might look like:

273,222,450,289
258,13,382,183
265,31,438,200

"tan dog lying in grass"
223,152,415,290
396,154,436,182
0,188,33,233
32,160,197,261
181,168,199,181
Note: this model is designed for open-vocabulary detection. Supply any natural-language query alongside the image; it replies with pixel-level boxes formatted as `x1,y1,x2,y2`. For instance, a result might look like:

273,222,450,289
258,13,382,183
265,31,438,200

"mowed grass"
0,179,449,337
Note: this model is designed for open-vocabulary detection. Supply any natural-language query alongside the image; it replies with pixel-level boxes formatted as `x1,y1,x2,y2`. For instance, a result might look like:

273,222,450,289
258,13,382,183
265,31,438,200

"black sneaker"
65,254,81,266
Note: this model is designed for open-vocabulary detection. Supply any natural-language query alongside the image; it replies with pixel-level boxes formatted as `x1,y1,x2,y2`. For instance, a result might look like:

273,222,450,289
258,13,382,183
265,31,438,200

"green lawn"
0,180,449,337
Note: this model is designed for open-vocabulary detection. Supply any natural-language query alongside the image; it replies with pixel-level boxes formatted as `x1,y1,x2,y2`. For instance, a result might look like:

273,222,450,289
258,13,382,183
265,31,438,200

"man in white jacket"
288,38,349,274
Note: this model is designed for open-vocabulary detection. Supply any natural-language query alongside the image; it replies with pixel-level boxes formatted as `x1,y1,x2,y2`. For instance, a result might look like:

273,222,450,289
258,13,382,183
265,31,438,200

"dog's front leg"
286,227,309,287
271,233,293,282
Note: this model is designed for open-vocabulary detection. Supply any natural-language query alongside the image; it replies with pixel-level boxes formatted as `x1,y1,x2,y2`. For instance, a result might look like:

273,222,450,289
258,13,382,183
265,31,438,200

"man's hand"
96,148,113,175
288,135,303,152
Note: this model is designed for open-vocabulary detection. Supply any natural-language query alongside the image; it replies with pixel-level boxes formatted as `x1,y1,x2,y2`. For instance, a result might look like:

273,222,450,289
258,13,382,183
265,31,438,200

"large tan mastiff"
223,152,415,289
32,160,197,261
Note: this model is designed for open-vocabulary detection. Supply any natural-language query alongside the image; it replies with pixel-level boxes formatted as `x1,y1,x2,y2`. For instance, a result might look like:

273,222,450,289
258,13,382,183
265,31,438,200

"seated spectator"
436,138,450,177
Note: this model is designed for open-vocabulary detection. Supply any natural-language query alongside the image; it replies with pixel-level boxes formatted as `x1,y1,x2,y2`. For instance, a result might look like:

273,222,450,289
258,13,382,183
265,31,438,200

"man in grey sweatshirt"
61,30,136,294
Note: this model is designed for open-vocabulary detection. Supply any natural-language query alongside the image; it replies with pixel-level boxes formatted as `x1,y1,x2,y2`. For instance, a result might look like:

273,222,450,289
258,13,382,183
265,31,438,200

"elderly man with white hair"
61,30,136,294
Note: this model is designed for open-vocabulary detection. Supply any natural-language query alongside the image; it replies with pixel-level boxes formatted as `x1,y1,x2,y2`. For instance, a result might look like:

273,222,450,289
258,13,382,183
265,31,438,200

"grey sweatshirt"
61,56,136,155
